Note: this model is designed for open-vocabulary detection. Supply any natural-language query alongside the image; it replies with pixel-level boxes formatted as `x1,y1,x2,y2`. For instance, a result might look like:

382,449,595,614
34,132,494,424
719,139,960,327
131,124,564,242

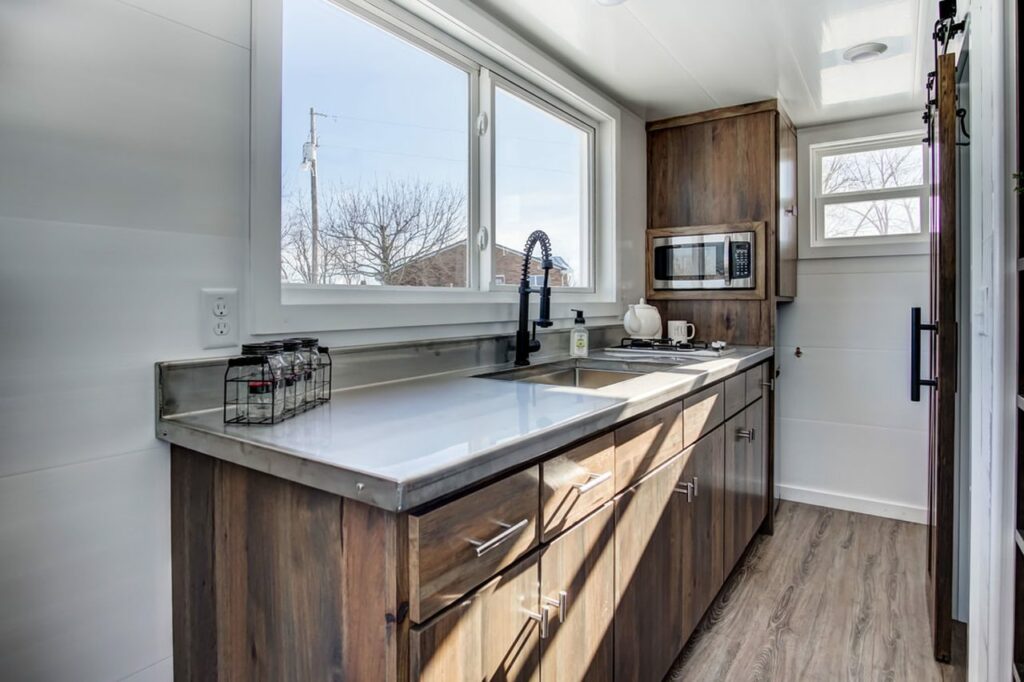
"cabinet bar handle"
692,475,699,497
544,590,568,622
526,606,550,639
573,471,612,494
470,518,529,557
737,428,754,441
675,481,693,502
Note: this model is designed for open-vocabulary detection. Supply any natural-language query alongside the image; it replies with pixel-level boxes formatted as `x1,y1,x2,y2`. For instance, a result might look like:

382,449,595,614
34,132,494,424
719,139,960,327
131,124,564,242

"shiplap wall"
0,1,645,679
0,0,250,679
776,256,930,522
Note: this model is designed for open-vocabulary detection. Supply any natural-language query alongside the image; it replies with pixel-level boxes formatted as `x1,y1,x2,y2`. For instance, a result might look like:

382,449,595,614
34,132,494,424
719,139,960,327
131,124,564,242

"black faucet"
513,230,554,366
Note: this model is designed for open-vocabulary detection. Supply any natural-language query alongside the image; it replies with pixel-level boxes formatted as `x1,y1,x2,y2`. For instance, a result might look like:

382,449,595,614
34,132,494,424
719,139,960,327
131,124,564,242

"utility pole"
302,107,326,283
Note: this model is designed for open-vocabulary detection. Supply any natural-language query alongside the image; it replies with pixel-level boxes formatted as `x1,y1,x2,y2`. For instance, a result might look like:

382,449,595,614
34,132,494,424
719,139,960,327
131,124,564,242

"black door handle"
911,307,937,402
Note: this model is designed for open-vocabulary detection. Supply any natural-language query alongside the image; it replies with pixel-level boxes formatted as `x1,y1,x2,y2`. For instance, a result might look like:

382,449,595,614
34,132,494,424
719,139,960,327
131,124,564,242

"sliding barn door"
926,51,958,664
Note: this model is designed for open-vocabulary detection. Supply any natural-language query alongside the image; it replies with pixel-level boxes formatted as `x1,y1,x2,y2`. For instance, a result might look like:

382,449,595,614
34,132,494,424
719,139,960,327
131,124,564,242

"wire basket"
223,346,332,425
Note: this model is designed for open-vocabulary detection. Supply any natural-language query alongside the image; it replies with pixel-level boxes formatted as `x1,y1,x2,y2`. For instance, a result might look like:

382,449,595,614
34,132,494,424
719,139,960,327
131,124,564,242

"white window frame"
249,0,622,334
809,132,930,250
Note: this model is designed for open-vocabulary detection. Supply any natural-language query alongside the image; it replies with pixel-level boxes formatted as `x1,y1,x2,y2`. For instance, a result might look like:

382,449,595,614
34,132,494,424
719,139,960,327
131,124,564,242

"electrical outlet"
201,288,238,349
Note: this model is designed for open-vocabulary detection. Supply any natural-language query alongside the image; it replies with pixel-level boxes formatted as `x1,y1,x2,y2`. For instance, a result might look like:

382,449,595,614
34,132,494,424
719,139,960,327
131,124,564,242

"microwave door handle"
722,236,731,286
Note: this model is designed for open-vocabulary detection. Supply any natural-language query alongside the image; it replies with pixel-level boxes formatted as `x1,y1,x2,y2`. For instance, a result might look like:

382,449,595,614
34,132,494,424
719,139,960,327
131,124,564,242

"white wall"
776,112,931,524
0,0,645,680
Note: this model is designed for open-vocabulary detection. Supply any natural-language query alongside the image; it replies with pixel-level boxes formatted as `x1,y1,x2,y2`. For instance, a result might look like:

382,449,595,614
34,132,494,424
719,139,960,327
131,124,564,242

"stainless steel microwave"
651,231,755,290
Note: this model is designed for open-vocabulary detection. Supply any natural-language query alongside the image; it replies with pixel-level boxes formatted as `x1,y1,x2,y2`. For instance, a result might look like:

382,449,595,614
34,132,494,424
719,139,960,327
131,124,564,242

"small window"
810,135,928,248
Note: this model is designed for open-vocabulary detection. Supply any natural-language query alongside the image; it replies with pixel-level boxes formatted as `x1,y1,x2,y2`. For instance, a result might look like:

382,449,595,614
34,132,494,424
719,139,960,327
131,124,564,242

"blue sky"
280,0,586,282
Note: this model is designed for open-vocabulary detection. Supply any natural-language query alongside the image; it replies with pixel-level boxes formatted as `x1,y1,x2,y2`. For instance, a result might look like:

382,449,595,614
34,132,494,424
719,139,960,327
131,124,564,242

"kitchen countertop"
158,346,773,511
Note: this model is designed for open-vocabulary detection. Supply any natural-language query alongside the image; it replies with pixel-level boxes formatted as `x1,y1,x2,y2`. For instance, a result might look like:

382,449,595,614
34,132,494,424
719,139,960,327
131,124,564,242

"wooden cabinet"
777,116,797,299
409,466,540,622
614,454,687,681
724,399,768,572
172,365,773,682
646,99,797,347
410,554,541,682
613,401,683,490
541,434,615,542
678,426,726,634
539,503,615,682
682,382,724,447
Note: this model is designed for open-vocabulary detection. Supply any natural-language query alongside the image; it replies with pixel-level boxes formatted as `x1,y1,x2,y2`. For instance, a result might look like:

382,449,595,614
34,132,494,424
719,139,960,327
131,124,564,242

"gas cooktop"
603,338,735,359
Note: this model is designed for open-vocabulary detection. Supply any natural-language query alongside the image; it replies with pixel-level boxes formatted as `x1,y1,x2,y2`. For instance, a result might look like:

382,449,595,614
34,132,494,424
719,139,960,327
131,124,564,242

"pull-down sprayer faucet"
513,230,553,366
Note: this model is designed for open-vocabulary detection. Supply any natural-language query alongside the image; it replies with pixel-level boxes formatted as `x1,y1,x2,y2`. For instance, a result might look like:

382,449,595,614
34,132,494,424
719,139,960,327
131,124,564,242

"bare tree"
326,179,466,285
821,146,922,238
281,179,466,286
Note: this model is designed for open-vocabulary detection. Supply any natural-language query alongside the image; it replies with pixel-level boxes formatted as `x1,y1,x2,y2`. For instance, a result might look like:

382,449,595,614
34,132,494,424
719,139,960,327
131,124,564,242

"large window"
810,134,928,248
277,0,595,292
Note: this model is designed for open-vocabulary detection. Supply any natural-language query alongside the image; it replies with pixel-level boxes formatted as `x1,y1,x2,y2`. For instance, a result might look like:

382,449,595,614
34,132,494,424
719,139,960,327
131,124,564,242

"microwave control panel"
730,241,752,279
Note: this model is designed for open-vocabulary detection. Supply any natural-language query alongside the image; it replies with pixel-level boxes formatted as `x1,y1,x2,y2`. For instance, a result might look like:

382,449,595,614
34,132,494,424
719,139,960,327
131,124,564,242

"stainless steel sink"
483,365,644,389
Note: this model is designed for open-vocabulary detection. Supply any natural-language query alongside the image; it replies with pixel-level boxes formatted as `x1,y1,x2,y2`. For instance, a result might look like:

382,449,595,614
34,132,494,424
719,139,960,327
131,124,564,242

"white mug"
668,320,696,343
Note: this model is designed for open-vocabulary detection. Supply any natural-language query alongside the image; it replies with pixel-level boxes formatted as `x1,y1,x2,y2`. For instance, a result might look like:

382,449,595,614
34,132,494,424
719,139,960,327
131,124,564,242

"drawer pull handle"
544,590,568,622
470,518,529,557
573,471,612,494
526,605,551,639
737,428,755,441
692,475,699,497
674,481,693,502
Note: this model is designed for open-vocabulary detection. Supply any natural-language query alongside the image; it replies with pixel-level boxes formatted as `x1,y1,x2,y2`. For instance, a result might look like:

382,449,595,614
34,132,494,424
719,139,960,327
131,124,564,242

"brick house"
390,242,573,287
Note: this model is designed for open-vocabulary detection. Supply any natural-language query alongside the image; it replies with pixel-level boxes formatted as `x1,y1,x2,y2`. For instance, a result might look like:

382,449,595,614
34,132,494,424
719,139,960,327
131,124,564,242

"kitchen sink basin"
482,365,644,389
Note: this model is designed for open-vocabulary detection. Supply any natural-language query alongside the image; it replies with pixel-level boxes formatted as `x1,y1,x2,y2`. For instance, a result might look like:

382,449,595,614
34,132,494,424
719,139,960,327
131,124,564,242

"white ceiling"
471,0,937,126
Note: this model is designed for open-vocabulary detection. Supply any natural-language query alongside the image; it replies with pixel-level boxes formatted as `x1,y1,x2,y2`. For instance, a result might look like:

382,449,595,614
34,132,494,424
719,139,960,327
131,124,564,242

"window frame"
249,0,620,334
809,132,930,249
486,73,597,294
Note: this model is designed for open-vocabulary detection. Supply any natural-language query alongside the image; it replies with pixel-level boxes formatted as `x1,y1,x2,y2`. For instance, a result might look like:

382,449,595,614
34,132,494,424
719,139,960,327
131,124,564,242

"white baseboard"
777,484,928,525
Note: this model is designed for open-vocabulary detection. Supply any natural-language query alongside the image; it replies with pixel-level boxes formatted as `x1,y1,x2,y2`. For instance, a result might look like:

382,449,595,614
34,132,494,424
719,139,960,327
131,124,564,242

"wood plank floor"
666,501,965,682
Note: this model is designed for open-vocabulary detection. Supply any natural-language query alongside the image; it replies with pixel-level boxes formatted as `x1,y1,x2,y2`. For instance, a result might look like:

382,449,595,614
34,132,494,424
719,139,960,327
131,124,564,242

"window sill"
801,237,929,260
252,295,625,335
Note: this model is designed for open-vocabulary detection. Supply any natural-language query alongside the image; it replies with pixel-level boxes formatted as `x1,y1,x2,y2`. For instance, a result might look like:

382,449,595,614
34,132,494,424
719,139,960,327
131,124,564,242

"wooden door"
614,455,686,681
410,554,541,682
924,52,958,663
539,503,614,682
724,401,767,573
678,426,725,634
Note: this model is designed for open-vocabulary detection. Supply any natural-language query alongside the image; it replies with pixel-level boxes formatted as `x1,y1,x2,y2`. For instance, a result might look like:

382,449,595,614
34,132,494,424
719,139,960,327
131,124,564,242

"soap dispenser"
569,309,589,358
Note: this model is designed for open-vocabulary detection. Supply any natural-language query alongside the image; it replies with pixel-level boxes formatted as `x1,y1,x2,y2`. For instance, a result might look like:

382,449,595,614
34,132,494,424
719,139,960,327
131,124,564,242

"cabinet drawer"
683,383,724,447
410,553,541,682
541,433,615,542
746,363,766,405
614,402,683,491
409,467,540,623
723,374,746,419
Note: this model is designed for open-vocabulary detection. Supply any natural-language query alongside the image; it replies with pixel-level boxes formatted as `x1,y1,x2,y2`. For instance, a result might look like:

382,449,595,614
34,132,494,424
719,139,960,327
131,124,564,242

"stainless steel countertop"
158,346,774,511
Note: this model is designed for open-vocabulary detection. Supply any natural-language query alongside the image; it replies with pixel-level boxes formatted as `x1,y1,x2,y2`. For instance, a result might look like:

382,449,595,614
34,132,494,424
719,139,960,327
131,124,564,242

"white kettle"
623,298,663,339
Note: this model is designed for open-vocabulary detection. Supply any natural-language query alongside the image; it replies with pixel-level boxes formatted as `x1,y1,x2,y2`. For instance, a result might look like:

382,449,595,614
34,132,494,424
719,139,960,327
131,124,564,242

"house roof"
394,240,573,272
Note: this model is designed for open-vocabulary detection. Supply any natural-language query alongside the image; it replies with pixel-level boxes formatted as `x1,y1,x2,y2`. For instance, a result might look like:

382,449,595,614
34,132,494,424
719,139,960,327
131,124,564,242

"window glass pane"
280,0,469,286
494,87,589,288
823,197,921,239
820,145,923,194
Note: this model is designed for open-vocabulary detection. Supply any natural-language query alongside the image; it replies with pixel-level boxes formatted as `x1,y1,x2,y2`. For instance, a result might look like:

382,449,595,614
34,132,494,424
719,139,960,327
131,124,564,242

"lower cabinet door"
410,553,541,682
614,454,687,681
679,425,725,635
539,503,615,682
724,399,767,573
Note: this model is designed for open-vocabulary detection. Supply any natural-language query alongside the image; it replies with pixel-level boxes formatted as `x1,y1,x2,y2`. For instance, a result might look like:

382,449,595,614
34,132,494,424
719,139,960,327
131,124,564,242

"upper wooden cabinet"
647,99,797,304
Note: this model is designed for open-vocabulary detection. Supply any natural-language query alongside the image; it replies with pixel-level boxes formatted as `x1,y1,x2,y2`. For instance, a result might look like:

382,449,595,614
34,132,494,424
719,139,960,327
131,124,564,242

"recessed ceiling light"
842,42,889,63
595,0,627,6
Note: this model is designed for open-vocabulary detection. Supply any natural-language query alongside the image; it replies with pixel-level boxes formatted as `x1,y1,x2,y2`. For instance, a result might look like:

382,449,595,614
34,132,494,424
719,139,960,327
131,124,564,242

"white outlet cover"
201,288,239,349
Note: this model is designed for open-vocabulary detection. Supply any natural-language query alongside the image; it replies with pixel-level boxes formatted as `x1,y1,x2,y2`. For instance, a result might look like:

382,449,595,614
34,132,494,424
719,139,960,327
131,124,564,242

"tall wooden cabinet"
646,99,798,346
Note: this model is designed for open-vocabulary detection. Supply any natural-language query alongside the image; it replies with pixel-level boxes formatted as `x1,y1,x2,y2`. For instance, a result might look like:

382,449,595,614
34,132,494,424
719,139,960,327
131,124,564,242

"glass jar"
295,337,320,405
240,342,285,422
281,339,304,413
